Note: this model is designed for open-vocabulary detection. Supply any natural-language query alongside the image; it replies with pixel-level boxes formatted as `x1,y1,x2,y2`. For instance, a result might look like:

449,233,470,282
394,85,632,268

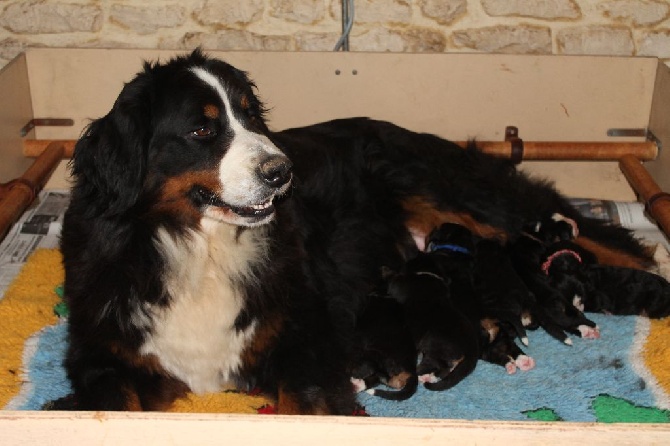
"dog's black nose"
257,154,292,188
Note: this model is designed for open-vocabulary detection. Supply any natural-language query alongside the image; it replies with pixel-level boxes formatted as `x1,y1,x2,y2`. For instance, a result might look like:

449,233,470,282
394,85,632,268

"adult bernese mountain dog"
58,49,655,415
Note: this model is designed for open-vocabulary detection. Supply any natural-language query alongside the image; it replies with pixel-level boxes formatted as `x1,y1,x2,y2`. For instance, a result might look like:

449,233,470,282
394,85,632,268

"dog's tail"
423,355,478,391
565,214,656,271
368,374,418,401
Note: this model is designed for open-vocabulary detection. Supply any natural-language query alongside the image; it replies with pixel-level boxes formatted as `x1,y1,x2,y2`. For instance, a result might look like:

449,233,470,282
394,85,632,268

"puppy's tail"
423,356,477,391
368,375,418,401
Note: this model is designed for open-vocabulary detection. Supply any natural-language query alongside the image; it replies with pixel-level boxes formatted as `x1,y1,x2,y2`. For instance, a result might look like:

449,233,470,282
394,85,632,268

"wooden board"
1,411,669,445
0,54,33,183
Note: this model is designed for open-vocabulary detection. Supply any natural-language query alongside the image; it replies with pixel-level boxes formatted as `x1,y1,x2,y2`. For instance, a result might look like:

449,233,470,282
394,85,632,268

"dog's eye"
191,126,216,138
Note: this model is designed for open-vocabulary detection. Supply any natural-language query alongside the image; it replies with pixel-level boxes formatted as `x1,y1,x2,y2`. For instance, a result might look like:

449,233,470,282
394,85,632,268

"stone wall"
1,0,669,68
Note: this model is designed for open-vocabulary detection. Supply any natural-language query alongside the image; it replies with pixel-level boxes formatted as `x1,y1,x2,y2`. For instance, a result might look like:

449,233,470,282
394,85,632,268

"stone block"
0,0,102,34
193,0,264,26
451,25,552,54
598,0,669,27
270,0,326,25
110,4,186,35
419,0,467,25
557,25,634,55
481,0,581,20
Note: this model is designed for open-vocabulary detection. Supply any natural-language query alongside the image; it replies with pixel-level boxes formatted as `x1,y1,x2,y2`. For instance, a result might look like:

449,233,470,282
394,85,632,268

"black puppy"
582,265,670,318
510,216,598,344
473,238,531,346
349,291,418,401
387,248,480,391
540,240,601,339
480,318,535,374
418,223,482,389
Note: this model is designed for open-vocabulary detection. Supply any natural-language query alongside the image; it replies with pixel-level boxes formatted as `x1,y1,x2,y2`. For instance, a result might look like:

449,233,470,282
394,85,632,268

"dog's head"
71,49,292,228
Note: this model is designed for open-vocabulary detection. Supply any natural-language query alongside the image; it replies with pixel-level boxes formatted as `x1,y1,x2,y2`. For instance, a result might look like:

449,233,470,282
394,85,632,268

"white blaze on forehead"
190,67,284,206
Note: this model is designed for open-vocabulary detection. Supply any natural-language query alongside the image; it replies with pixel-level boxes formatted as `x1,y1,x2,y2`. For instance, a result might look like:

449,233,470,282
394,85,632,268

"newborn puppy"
479,318,535,374
350,292,418,400
387,250,480,391
540,241,600,339
473,238,532,345
582,264,670,318
509,218,596,345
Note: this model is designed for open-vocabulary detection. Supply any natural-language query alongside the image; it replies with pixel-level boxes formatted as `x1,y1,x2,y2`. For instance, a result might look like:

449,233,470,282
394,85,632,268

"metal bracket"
607,127,662,152
504,126,524,164
20,118,74,137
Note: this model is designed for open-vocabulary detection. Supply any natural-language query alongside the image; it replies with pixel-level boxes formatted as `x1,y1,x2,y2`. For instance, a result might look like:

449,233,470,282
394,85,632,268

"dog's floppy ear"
71,74,153,216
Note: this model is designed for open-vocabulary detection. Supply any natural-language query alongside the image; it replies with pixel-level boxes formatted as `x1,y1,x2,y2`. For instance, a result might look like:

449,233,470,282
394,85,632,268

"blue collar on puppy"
427,242,471,255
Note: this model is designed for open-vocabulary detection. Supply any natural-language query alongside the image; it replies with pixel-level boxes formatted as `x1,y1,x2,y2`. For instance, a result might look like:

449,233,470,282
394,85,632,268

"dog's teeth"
252,201,271,210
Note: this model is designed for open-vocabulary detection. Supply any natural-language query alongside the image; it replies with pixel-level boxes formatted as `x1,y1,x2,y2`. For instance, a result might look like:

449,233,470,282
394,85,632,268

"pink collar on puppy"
541,249,582,275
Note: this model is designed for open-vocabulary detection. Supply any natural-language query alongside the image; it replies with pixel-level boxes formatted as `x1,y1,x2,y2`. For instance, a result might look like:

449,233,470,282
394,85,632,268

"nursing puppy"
473,238,531,345
479,318,535,374
58,50,657,413
543,241,670,318
510,223,598,345
350,292,418,401
387,252,481,391
582,265,670,317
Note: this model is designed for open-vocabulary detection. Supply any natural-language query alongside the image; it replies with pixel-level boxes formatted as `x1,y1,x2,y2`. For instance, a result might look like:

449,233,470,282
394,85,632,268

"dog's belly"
141,223,266,393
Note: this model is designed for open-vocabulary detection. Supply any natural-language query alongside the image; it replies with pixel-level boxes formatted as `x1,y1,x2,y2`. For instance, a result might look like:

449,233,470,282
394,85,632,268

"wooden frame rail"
1,139,665,245
22,139,658,162
619,154,670,238
0,142,65,242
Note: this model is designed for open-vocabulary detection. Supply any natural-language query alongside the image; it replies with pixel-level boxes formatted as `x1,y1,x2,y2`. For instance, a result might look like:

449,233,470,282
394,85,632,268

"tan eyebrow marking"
240,95,249,110
203,104,220,119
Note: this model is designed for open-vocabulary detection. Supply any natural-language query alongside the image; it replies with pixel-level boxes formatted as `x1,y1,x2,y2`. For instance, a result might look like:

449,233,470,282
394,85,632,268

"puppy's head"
71,49,292,228
426,223,476,257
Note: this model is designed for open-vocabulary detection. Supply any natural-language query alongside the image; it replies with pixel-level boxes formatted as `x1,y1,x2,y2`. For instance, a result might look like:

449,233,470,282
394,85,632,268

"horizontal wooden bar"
478,140,658,161
619,154,670,239
24,139,76,158
23,139,658,162
0,141,65,241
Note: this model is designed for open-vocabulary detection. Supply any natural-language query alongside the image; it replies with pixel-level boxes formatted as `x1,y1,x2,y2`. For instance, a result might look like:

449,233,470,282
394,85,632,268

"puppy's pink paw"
505,362,517,375
515,355,536,371
578,325,600,339
350,377,367,393
419,373,438,384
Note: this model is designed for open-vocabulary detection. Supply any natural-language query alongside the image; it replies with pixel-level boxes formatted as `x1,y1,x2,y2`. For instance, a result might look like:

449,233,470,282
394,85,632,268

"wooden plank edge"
0,411,669,445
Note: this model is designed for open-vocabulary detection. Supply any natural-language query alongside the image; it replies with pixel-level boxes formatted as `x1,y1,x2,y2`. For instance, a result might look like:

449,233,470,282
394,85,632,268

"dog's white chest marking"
141,222,268,394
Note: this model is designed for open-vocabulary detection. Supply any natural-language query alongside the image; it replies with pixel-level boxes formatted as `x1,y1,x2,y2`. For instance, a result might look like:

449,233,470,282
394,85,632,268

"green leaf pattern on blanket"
522,407,564,422
524,395,670,423
592,394,670,423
